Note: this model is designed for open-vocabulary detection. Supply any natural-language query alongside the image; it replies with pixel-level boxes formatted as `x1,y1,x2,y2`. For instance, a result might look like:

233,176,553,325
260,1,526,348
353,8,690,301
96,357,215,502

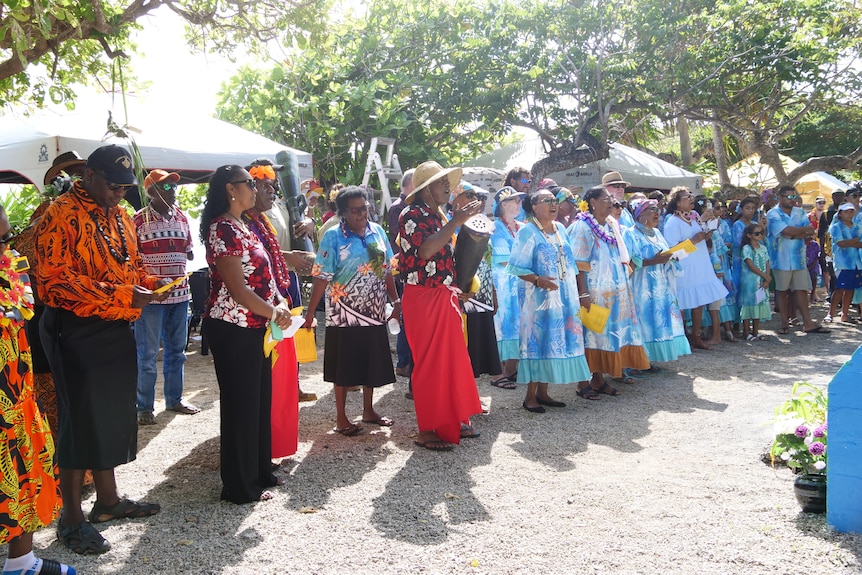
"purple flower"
813,425,827,438
809,442,826,456
795,424,809,438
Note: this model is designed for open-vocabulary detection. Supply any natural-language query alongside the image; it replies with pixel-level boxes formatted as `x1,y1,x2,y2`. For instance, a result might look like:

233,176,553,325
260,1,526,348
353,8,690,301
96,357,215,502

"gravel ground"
30,305,862,574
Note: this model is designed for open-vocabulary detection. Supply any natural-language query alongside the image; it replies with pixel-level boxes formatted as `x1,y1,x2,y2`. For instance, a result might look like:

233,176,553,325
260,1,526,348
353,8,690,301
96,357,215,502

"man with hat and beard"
133,169,199,426
398,161,484,451
602,171,635,227
36,144,171,554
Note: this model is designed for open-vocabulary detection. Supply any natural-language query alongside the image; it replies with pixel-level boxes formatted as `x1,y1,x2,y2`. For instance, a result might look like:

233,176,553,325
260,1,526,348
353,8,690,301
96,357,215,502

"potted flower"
770,381,828,513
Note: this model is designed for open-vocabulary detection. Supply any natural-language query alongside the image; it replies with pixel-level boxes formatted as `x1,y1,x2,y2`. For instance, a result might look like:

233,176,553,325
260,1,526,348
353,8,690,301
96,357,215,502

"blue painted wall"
827,345,862,533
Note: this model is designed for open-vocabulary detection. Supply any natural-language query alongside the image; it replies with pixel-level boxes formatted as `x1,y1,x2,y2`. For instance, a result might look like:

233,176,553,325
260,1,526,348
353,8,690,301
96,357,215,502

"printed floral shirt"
205,216,280,329
397,202,456,288
313,220,393,327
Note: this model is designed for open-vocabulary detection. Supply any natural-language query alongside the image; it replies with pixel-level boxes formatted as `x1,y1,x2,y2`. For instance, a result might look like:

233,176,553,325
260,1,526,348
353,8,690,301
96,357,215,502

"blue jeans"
135,301,189,412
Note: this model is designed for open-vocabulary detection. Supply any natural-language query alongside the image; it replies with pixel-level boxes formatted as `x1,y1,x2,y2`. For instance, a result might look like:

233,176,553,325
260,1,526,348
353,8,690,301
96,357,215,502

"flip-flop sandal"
645,365,664,373
490,376,517,389
333,423,363,436
88,498,161,524
576,387,601,401
414,439,454,451
624,368,646,379
777,327,791,335
745,334,758,342
596,382,622,396
612,375,636,385
460,425,481,439
803,325,831,334
361,416,394,427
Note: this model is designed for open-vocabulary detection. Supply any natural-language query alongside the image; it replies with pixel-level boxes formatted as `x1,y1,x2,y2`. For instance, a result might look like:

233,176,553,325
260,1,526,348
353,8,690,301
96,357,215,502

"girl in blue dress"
738,223,772,341
827,203,862,323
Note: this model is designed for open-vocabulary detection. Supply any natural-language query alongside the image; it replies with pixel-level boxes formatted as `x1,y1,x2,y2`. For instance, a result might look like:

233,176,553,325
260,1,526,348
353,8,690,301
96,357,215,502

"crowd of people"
2,144,857,567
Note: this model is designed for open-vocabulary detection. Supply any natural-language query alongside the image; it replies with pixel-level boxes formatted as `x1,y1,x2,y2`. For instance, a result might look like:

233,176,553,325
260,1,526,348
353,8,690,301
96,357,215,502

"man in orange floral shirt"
36,145,171,555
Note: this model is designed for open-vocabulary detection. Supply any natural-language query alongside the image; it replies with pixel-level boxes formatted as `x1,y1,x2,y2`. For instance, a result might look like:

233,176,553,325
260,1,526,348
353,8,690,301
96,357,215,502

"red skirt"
402,284,482,444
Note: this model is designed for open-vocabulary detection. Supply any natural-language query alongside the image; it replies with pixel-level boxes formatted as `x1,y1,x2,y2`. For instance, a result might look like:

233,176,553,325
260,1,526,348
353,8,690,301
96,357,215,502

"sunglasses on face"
229,179,256,189
534,197,559,206
781,194,799,200
0,230,14,247
607,184,626,189
462,191,487,201
751,231,764,236
157,182,178,193
518,178,532,185
94,171,134,192
348,203,370,215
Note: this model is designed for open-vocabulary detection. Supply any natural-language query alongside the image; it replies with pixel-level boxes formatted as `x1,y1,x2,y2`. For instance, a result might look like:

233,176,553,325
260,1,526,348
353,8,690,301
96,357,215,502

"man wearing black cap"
35,144,171,554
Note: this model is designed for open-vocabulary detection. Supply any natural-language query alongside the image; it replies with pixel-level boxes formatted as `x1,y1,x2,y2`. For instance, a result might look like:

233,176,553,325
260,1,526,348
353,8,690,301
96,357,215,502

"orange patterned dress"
0,299,61,542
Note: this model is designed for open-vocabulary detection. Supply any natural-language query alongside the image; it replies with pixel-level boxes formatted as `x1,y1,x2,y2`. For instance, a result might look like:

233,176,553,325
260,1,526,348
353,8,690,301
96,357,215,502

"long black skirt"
40,308,137,470
466,311,502,377
323,325,395,388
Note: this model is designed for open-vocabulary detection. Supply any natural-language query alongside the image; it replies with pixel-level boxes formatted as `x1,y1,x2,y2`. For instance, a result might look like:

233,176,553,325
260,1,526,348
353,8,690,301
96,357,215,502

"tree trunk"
677,117,693,166
712,123,729,186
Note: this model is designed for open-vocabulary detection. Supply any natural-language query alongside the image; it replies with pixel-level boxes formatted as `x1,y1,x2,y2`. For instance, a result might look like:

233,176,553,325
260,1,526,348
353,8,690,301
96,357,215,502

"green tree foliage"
0,0,329,109
783,105,862,173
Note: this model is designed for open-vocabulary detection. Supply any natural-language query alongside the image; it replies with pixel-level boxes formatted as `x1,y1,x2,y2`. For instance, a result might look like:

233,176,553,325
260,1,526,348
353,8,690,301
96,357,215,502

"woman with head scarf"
623,199,692,365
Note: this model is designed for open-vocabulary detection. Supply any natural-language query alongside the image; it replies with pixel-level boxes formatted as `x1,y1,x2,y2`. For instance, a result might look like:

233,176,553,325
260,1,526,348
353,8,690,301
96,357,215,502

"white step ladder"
361,137,402,215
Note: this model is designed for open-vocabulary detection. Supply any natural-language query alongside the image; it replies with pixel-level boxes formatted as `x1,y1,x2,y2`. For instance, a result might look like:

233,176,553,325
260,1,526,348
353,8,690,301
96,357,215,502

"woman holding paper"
507,189,591,413
623,200,692,364
201,165,293,504
568,186,649,397
303,186,397,435
662,187,729,351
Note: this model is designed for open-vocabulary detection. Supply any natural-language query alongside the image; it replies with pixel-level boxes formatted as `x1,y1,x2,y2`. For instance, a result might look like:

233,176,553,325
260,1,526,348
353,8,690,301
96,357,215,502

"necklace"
227,212,249,233
89,210,130,263
576,211,617,245
531,218,567,279
503,218,518,238
675,211,695,224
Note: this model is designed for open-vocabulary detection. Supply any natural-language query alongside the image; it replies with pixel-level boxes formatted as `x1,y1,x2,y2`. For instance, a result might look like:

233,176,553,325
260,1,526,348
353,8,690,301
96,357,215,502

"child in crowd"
739,223,772,341
826,203,862,323
805,236,821,304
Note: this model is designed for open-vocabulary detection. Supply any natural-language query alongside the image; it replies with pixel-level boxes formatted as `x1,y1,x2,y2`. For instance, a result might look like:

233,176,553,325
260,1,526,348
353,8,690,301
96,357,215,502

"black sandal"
576,386,601,401
88,498,161,524
57,519,111,554
596,382,622,396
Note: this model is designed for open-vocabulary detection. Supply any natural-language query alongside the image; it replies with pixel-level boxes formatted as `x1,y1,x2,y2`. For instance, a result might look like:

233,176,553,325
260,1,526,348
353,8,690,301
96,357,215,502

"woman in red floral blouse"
397,161,484,451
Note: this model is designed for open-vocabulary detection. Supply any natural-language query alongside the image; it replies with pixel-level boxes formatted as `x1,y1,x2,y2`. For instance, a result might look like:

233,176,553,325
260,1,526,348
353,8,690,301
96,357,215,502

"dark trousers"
395,279,412,368
204,317,275,504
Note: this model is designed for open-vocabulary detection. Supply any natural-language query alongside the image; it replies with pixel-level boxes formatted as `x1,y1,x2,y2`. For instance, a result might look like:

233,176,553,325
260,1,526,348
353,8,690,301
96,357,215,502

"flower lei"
576,211,617,245
244,210,292,301
0,250,35,327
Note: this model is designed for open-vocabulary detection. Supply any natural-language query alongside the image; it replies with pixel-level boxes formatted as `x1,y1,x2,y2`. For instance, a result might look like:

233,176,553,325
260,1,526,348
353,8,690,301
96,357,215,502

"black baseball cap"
86,145,137,185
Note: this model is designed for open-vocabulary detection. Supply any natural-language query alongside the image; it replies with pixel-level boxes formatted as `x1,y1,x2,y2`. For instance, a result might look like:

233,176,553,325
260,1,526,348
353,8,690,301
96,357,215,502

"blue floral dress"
738,244,772,321
490,220,524,362
568,216,649,377
623,224,691,362
506,222,591,384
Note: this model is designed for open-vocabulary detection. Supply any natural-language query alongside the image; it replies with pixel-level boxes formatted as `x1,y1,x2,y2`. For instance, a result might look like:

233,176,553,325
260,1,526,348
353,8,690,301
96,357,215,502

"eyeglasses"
612,202,623,209
230,179,256,189
157,182,178,192
518,178,532,185
752,231,764,236
347,203,370,215
94,171,135,192
781,194,799,200
533,197,559,206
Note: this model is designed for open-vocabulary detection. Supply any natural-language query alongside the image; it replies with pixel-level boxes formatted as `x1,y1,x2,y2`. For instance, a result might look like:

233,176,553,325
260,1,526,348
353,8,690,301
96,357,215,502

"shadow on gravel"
105,436,265,574
793,513,862,567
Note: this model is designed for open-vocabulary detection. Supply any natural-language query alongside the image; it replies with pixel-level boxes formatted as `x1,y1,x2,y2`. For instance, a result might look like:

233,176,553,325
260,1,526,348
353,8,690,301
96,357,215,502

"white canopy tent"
0,101,312,189
462,138,703,194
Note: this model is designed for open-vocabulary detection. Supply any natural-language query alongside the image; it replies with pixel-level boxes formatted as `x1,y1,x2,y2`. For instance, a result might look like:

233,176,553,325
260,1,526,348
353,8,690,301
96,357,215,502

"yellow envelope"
294,328,318,363
152,271,194,294
661,239,697,256
579,303,610,333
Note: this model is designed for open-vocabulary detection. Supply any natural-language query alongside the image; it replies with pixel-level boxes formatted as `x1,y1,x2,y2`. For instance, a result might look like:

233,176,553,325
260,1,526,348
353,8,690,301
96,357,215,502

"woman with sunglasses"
623,200,691,366
569,186,649,395
663,187,728,350
507,189,591,412
201,165,294,503
303,186,398,436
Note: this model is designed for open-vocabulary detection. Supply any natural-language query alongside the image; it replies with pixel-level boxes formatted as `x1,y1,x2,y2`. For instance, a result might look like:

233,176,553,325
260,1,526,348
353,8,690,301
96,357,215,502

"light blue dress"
738,244,772,321
490,220,524,362
730,219,749,308
624,224,692,362
507,222,591,384
568,217,649,375
710,220,738,323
